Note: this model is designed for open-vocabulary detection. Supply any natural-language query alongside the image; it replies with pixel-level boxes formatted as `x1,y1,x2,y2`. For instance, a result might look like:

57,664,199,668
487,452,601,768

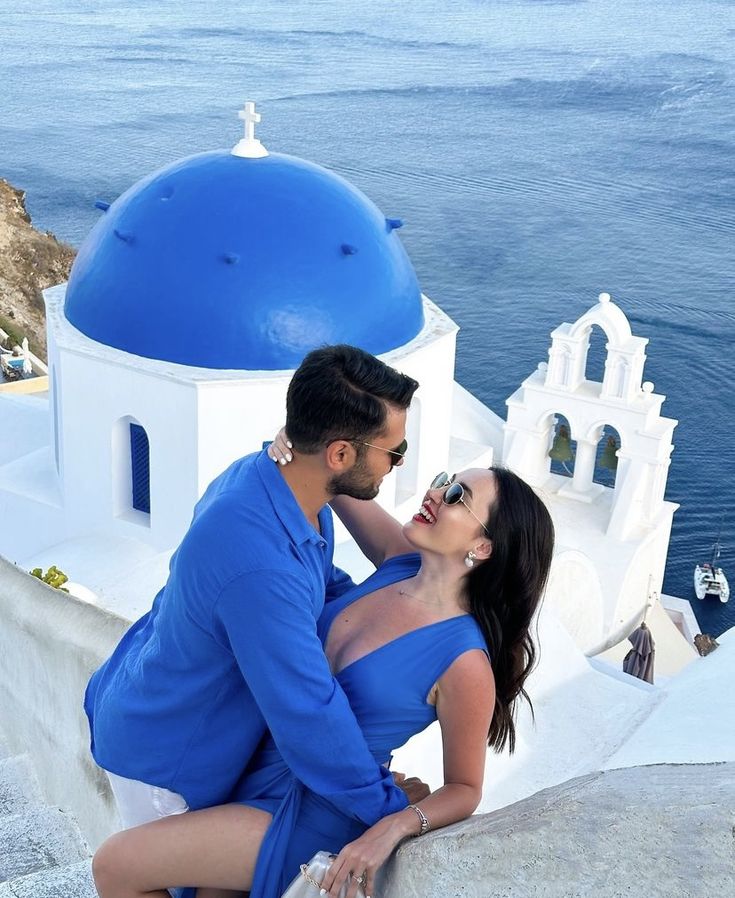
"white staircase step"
0,756,45,817
0,859,97,898
0,806,89,883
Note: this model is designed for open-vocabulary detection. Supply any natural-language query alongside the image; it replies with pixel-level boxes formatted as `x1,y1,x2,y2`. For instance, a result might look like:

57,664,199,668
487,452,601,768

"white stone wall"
0,555,127,848
379,764,735,898
58,349,201,550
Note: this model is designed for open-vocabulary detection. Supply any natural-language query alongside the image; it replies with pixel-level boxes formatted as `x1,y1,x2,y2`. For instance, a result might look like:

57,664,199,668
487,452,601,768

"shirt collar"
255,448,328,548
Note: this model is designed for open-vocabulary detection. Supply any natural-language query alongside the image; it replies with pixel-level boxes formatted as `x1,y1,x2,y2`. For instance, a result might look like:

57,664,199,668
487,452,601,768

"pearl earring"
465,551,476,568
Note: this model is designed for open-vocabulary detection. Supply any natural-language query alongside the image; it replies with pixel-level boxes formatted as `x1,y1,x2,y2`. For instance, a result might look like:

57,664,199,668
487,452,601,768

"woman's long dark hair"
465,466,555,754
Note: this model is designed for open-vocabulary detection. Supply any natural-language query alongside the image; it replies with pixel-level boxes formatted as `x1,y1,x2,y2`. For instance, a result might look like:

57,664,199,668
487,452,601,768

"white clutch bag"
281,850,366,898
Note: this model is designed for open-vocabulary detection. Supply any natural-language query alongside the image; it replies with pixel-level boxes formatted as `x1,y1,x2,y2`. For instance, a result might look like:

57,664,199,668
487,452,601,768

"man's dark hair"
286,345,419,454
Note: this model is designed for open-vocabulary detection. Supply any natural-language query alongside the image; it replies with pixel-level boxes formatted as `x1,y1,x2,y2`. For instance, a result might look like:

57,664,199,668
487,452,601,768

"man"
85,344,422,833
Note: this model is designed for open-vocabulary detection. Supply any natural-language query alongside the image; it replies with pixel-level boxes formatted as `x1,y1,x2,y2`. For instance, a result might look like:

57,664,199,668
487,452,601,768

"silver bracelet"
408,803,430,836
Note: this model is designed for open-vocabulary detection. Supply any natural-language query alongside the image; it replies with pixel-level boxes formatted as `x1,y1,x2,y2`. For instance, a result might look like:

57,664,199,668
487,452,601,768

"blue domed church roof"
65,144,424,370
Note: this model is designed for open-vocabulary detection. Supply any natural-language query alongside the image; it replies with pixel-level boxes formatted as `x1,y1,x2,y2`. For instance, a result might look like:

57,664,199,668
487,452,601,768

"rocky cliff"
0,179,75,362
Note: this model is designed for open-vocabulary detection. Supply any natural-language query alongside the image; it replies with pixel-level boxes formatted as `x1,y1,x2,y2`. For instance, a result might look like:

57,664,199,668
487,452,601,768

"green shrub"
30,565,69,592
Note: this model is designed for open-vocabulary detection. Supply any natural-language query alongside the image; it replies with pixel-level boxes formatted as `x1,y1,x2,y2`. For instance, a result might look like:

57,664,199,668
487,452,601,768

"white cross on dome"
231,101,269,159
239,102,260,141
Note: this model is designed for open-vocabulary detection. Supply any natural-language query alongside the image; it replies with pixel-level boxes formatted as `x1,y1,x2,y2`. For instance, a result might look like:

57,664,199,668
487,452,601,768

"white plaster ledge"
379,763,735,897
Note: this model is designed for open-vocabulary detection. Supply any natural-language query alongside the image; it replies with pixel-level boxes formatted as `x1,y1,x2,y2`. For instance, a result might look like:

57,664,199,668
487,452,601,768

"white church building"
1,104,681,644
1,105,731,855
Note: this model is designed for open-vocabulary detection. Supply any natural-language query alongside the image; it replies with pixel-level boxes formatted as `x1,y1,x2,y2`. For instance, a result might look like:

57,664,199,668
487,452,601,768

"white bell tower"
503,293,677,540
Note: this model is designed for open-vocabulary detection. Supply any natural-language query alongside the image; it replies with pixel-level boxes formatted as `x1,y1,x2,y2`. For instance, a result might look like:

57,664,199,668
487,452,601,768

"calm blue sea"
2,0,734,634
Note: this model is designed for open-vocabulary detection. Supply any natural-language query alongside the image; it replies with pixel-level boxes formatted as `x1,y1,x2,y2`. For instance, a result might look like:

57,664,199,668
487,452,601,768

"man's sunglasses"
430,472,489,535
351,438,408,467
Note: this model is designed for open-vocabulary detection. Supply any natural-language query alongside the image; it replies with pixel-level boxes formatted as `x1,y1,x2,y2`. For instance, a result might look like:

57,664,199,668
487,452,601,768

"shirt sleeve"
212,569,408,825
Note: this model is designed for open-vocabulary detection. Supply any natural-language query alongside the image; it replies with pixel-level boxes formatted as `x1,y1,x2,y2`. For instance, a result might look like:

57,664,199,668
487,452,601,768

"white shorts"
106,771,189,830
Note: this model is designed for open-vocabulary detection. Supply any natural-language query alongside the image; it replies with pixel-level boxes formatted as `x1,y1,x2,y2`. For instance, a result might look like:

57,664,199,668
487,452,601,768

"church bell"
548,424,574,463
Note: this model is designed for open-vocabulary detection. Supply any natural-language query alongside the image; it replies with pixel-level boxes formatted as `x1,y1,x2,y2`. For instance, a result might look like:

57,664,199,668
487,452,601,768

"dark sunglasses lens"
443,483,463,505
395,439,408,457
431,472,449,489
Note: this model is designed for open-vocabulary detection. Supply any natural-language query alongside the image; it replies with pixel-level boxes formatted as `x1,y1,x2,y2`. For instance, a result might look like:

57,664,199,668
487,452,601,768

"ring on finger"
356,872,367,885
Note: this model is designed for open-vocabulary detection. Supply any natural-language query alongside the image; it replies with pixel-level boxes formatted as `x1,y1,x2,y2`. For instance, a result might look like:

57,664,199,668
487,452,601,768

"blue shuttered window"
130,423,151,514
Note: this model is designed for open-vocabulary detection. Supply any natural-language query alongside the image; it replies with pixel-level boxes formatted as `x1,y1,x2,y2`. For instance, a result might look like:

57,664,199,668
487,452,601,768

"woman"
93,459,554,898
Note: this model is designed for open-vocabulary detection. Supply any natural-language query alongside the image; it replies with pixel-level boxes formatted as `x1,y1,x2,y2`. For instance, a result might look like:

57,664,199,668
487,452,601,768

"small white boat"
694,528,729,603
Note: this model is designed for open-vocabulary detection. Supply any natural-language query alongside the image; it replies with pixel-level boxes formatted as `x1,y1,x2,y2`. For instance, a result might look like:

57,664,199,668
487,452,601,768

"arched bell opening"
548,413,576,479
584,324,609,386
593,425,622,488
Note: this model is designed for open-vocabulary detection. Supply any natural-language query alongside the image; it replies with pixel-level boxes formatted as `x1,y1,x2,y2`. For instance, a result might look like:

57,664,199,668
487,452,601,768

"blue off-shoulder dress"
228,553,489,898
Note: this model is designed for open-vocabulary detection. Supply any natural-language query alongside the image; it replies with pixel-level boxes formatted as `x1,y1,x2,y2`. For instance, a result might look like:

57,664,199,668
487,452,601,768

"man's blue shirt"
85,449,407,822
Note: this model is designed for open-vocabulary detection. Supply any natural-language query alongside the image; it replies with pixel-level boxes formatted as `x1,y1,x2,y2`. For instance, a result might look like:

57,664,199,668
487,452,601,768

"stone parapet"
0,554,128,848
379,763,734,898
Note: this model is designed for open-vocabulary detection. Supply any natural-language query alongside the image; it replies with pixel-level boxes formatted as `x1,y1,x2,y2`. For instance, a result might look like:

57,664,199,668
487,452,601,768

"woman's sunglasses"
430,472,490,535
